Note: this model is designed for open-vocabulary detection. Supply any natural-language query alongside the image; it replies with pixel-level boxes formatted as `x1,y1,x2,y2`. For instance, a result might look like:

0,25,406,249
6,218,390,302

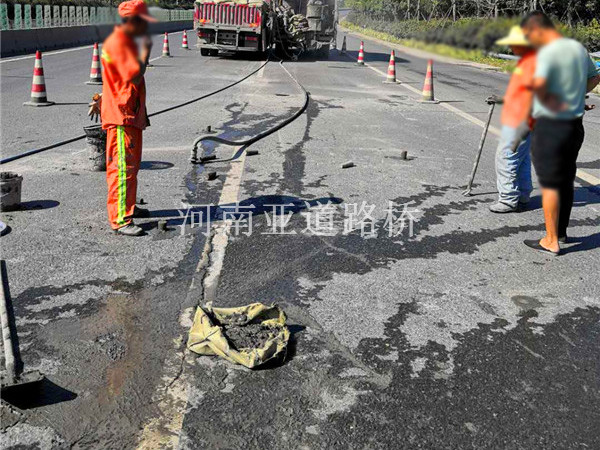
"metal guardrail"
0,4,193,31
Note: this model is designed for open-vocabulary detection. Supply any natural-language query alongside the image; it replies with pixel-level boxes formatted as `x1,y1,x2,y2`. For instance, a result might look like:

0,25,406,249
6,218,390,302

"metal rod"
463,102,495,196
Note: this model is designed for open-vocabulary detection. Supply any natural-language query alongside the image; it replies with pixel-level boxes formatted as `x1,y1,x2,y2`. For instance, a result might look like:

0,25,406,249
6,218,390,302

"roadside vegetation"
344,12,600,54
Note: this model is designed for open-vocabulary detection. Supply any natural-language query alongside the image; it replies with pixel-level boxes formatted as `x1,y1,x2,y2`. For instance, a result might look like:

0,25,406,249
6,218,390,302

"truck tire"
200,48,210,56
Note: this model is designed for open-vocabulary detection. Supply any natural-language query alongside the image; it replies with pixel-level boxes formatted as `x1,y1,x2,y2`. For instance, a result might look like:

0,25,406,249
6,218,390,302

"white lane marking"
0,45,95,63
0,30,188,64
356,55,600,187
137,147,248,448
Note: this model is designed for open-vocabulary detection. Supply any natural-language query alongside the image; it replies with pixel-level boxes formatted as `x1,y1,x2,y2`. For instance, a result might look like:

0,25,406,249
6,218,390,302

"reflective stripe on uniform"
116,126,127,226
101,49,112,63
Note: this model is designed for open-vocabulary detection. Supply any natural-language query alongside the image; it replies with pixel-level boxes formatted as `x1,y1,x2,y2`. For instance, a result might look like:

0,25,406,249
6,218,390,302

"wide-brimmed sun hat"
496,26,531,47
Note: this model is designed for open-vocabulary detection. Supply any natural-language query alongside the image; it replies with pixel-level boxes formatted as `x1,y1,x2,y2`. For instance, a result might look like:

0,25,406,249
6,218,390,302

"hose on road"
0,59,270,166
190,59,309,163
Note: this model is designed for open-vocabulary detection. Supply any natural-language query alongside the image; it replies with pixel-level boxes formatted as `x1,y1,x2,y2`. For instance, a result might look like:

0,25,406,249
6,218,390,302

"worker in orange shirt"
487,26,536,214
88,0,155,236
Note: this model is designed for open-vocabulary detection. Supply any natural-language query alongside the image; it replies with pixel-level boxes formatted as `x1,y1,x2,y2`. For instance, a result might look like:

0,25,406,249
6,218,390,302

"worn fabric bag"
187,302,290,369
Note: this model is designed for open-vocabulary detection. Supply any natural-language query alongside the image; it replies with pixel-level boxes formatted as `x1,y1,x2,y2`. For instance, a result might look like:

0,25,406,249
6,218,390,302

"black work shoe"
115,224,144,236
523,239,560,256
132,206,150,218
558,235,568,244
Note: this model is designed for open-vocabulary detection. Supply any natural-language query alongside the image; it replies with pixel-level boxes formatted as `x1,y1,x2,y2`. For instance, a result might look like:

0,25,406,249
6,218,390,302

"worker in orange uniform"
88,0,156,236
487,26,536,214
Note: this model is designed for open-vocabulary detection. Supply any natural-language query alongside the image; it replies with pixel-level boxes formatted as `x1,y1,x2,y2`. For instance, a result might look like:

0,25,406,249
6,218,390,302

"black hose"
0,59,270,166
190,59,309,163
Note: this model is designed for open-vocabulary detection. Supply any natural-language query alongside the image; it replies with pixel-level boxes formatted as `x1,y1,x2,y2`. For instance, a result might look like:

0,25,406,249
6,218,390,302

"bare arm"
587,75,600,93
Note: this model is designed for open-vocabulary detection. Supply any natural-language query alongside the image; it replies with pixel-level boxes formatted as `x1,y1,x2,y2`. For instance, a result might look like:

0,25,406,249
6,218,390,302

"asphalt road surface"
1,26,599,449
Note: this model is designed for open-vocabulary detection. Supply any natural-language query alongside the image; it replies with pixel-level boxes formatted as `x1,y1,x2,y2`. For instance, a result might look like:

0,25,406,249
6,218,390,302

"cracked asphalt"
1,24,600,449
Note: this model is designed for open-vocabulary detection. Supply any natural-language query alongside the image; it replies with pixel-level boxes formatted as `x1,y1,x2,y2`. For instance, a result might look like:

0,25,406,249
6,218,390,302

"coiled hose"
190,59,309,163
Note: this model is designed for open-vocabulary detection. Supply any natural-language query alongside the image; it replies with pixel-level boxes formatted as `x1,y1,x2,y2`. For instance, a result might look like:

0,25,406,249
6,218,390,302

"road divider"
384,50,398,84
356,41,365,66
182,30,189,50
420,59,439,104
340,36,347,55
162,32,172,57
85,43,103,85
23,51,53,107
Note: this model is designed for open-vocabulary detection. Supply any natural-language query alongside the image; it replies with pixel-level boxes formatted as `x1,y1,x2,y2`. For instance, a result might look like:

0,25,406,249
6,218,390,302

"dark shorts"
531,117,584,189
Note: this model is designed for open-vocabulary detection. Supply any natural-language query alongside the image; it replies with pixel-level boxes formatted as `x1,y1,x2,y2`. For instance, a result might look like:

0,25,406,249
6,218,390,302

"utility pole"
452,0,456,21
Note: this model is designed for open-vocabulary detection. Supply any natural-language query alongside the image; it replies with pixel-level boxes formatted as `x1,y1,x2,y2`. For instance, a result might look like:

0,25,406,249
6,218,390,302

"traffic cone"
356,41,365,66
420,59,439,104
182,30,189,49
384,50,398,83
162,32,171,57
23,51,54,107
85,43,102,85
340,35,347,55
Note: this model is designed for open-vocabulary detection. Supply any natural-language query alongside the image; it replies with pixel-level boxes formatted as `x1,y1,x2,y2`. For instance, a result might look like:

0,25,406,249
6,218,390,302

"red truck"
194,0,337,57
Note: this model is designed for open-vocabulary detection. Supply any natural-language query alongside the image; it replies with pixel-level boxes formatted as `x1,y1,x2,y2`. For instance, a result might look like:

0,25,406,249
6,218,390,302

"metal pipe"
462,102,495,196
0,260,17,383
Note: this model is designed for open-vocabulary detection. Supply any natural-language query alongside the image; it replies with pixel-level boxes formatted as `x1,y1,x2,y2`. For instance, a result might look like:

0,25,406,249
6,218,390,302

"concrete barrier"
1,20,193,57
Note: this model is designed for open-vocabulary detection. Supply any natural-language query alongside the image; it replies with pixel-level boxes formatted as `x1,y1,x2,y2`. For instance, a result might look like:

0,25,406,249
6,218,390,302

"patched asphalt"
1,27,600,449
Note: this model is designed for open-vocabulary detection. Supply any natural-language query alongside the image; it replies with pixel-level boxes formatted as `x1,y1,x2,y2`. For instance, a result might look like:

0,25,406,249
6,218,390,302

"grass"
342,20,517,73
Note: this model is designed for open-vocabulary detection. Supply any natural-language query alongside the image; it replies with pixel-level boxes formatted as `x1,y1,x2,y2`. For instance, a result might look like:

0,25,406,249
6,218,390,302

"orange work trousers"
106,125,143,230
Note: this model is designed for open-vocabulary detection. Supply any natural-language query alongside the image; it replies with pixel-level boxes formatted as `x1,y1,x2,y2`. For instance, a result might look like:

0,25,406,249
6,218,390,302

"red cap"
118,0,157,23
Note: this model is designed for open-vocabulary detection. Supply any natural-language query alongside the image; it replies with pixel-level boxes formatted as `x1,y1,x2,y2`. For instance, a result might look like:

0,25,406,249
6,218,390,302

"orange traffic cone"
340,35,347,55
162,32,171,57
384,50,398,83
86,43,102,85
420,59,439,103
356,41,365,66
24,51,54,107
182,30,189,49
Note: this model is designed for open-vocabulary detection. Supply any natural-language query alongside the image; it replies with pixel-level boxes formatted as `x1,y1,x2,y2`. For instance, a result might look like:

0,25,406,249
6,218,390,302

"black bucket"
84,125,107,172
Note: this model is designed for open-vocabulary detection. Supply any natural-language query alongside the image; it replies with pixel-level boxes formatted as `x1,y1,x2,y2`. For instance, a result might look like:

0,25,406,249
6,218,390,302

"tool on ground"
23,51,54,107
182,30,189,49
420,59,439,104
384,50,398,83
86,43,103,85
340,35,347,54
462,99,497,196
356,41,365,66
162,32,171,57
187,302,290,369
1,260,44,396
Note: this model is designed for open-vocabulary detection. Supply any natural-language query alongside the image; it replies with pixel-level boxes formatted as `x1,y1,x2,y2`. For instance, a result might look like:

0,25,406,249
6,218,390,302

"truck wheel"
200,48,210,57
